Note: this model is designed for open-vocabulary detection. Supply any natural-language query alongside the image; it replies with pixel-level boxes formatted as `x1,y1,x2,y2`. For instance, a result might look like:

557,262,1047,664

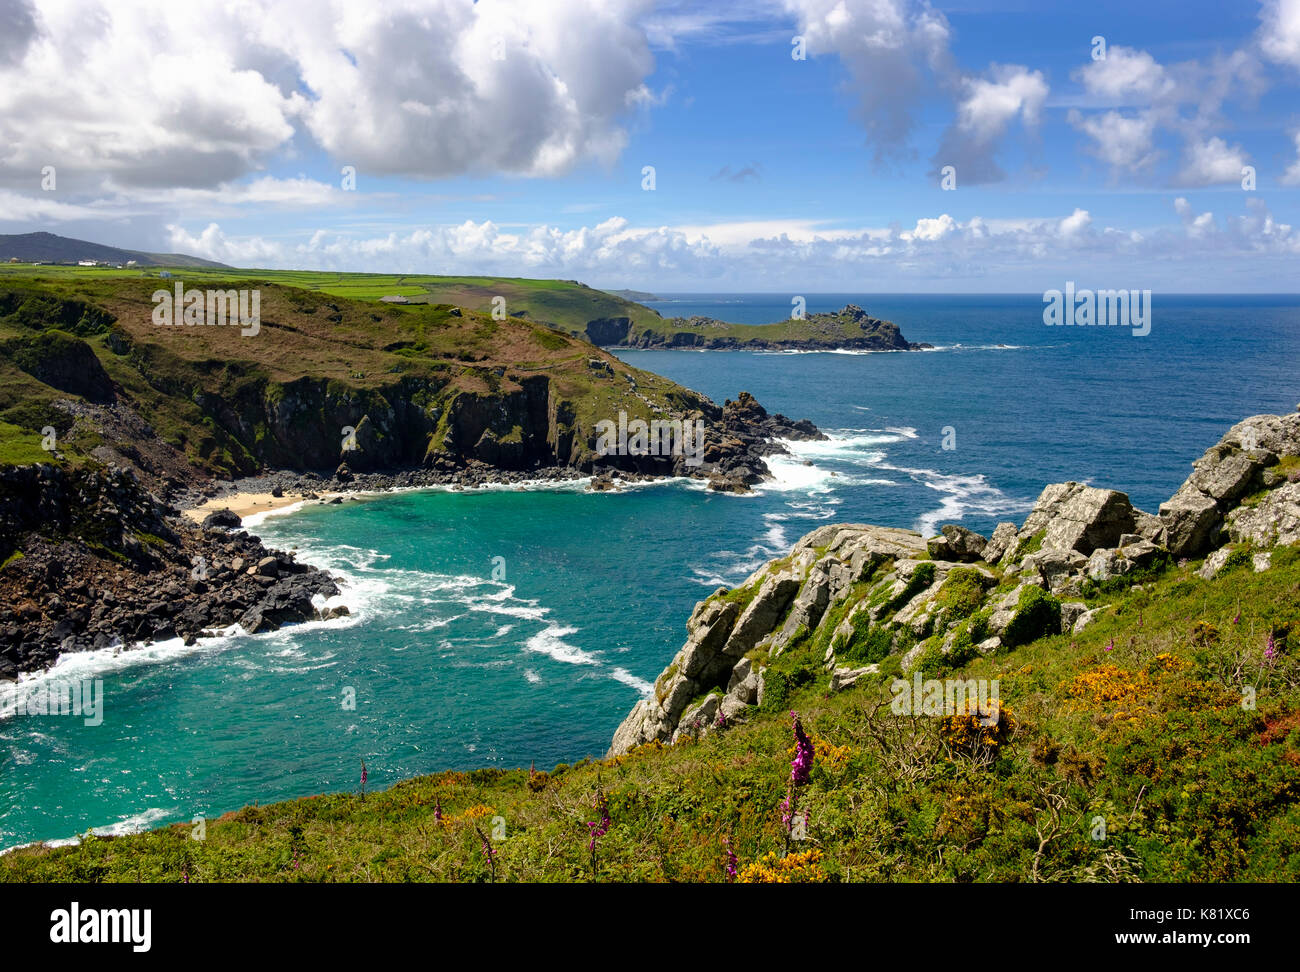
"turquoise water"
3,294,1298,848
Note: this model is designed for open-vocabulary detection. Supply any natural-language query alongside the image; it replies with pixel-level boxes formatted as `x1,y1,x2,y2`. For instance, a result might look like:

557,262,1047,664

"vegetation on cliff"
2,540,1296,882
0,273,716,479
0,262,924,353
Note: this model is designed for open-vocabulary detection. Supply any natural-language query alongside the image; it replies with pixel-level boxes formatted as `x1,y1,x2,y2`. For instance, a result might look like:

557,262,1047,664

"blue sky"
2,0,1299,290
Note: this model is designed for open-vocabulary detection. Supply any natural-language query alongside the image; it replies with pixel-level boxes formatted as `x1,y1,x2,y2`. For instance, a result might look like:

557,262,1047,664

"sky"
2,0,1300,291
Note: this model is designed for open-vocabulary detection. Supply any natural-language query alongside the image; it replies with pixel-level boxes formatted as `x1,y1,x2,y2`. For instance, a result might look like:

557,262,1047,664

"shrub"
934,567,988,622
1002,585,1061,647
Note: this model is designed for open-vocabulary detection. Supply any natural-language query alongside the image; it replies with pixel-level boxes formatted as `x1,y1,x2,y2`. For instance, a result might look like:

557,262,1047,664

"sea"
2,293,1297,849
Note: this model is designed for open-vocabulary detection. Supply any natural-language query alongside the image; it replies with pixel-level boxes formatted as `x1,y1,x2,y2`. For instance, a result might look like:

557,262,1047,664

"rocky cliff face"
0,464,339,679
609,406,1300,756
586,304,927,351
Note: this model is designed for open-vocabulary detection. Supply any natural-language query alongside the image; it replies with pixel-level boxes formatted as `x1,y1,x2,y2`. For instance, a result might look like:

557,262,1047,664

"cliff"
583,303,928,351
4,409,1299,882
610,406,1300,754
0,277,821,493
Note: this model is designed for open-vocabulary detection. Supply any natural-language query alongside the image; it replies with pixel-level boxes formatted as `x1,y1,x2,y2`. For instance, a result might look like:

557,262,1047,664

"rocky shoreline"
609,406,1300,755
1,390,824,680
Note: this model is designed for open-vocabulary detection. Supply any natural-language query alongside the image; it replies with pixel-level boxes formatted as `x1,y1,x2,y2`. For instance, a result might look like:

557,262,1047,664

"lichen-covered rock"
1196,547,1234,580
982,522,1019,564
829,665,877,692
1020,483,1138,554
1022,548,1087,591
1159,408,1300,556
1159,484,1222,557
926,524,987,562
1227,481,1300,548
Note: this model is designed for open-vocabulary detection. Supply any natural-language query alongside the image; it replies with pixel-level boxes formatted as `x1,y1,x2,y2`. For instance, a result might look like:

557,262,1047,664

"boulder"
1059,601,1089,630
1024,547,1087,584
1072,607,1102,634
1020,483,1137,554
1196,548,1233,580
1189,447,1262,503
927,524,987,562
829,665,877,692
201,508,241,530
1226,481,1300,548
1158,484,1222,557
982,522,1019,564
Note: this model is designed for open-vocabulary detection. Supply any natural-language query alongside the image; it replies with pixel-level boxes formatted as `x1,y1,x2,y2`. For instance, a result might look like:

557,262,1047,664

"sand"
181,491,326,524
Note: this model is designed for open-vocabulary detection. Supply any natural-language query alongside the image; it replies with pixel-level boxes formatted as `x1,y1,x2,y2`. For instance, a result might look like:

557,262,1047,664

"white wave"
241,499,312,529
878,462,1033,537
918,343,1027,352
523,624,598,666
5,806,179,854
610,667,654,695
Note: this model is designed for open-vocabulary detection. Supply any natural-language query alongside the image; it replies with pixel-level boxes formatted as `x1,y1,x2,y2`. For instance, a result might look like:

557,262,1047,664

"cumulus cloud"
1067,109,1159,171
783,0,953,163
931,64,1048,184
1067,40,1268,187
1260,0,1300,67
1282,130,1300,185
1176,136,1250,187
0,0,659,189
1075,46,1176,104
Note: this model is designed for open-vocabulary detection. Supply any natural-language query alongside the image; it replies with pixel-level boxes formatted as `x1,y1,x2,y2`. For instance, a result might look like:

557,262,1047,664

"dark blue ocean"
2,293,1297,848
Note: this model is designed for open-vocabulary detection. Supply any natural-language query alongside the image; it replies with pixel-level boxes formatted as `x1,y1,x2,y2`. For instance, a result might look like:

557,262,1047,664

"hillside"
0,232,230,269
0,273,721,483
595,303,926,351
0,259,925,351
0,272,825,678
3,409,1297,881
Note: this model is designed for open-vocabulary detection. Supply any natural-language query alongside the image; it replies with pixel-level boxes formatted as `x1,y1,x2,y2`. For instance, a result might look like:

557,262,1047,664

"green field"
0,264,666,335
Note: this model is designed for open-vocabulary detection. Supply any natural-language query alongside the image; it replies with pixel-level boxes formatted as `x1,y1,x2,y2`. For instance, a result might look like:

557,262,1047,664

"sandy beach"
181,491,329,524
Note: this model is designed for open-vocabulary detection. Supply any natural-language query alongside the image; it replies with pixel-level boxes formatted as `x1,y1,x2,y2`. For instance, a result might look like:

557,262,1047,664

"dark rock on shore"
0,464,340,679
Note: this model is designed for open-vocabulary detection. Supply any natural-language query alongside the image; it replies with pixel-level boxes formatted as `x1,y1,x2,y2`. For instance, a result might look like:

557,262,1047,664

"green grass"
6,543,1296,882
0,273,715,473
0,420,56,465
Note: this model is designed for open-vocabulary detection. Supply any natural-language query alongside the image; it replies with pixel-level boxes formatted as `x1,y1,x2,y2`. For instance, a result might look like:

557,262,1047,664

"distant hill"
0,231,230,269
605,288,664,302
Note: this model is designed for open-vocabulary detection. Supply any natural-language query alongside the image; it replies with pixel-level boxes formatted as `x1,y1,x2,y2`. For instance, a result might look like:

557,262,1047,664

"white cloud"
0,0,659,188
1058,208,1092,238
1260,0,1300,67
154,197,1300,290
1067,109,1159,171
783,0,953,162
1282,129,1300,185
956,64,1048,141
931,64,1047,184
1176,136,1250,187
1075,46,1175,104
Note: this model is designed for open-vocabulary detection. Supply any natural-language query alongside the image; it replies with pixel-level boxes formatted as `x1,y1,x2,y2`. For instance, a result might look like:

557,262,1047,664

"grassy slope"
0,264,667,334
0,273,704,474
0,265,915,347
4,544,1297,882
